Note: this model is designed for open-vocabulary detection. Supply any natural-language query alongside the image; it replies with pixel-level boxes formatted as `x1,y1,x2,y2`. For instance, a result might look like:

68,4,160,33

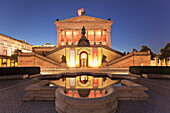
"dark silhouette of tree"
140,45,155,60
159,48,170,66
10,49,21,62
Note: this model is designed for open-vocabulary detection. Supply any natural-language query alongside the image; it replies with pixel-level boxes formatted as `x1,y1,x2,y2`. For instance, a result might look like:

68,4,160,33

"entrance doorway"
80,51,88,67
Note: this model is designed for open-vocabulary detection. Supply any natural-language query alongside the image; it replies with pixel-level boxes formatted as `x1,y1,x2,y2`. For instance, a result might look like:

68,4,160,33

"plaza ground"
0,77,170,113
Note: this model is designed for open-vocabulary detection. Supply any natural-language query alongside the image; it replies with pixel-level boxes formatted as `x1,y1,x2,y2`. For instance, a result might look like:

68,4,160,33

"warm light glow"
81,53,87,59
66,31,71,35
88,30,94,35
78,8,84,16
73,31,79,41
96,31,101,35
70,50,75,67
61,31,64,42
88,30,94,41
66,31,72,41
93,50,98,66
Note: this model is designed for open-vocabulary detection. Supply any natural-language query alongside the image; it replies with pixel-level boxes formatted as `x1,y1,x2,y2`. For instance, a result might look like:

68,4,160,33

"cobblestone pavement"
0,78,170,113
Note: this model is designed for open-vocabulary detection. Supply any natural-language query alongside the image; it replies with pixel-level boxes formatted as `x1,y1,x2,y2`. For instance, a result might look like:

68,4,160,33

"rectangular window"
70,50,75,67
3,49,7,56
3,41,7,46
93,50,98,66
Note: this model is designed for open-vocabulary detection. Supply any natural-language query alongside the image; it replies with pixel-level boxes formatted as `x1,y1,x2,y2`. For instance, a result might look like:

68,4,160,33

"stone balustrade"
0,74,28,80
142,74,170,79
114,80,148,100
24,80,58,101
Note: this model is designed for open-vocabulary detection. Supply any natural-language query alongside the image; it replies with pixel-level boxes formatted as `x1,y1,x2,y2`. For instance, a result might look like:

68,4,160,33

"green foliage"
129,66,170,75
0,67,40,76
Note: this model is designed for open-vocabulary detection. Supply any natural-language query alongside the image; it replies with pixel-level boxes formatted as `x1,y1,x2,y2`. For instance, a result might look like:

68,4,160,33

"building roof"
55,15,113,24
0,33,32,46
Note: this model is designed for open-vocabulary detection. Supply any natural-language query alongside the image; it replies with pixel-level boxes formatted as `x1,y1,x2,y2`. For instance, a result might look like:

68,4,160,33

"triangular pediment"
56,15,112,23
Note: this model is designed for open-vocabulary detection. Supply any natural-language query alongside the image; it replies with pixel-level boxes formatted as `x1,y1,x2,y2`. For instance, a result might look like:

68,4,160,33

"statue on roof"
77,26,90,47
81,26,86,36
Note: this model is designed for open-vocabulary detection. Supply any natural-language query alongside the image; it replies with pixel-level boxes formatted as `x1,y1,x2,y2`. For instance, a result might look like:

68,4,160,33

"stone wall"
18,52,60,68
108,51,151,68
55,86,118,113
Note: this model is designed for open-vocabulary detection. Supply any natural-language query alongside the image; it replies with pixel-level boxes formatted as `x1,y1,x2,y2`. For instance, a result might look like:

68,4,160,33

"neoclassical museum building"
18,12,151,70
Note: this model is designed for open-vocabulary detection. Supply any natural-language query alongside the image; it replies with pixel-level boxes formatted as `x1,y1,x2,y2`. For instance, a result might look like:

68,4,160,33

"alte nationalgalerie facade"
18,12,151,69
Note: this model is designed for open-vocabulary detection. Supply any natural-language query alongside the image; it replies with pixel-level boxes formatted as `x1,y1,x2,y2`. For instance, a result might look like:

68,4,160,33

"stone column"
72,30,74,45
94,29,96,45
64,29,66,45
86,29,88,39
101,29,103,45
108,28,111,47
57,28,60,47
94,90,96,98
79,29,81,39
106,30,108,46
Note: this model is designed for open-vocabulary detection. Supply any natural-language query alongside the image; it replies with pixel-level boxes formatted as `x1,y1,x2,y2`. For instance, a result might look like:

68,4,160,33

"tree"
10,49,21,62
159,48,170,66
140,45,155,60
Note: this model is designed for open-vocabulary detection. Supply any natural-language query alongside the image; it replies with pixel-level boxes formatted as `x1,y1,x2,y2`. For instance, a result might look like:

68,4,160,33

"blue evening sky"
0,0,169,54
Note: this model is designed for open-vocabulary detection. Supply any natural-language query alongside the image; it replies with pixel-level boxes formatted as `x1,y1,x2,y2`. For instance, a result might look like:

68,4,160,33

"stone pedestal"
102,62,108,68
61,62,67,68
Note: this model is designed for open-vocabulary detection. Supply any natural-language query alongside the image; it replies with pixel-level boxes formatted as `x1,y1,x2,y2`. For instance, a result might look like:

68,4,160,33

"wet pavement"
0,78,170,113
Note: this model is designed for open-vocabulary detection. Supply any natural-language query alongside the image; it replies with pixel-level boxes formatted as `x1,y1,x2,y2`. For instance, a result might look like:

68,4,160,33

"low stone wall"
142,74,170,79
0,74,28,80
108,74,138,82
24,80,58,101
114,80,148,100
55,86,117,113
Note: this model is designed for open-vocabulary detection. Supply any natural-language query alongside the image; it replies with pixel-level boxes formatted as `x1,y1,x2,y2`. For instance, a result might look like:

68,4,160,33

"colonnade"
57,28,110,47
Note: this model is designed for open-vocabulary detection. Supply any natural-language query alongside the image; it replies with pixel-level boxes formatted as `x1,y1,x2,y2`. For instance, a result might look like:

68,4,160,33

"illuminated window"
66,31,72,42
88,30,94,41
95,30,101,42
11,43,14,48
4,41,7,46
73,31,79,41
61,31,64,42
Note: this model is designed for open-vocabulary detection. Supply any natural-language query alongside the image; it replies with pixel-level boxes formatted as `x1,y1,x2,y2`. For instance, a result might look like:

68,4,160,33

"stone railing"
55,86,118,113
114,80,148,100
0,74,28,80
24,80,58,101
